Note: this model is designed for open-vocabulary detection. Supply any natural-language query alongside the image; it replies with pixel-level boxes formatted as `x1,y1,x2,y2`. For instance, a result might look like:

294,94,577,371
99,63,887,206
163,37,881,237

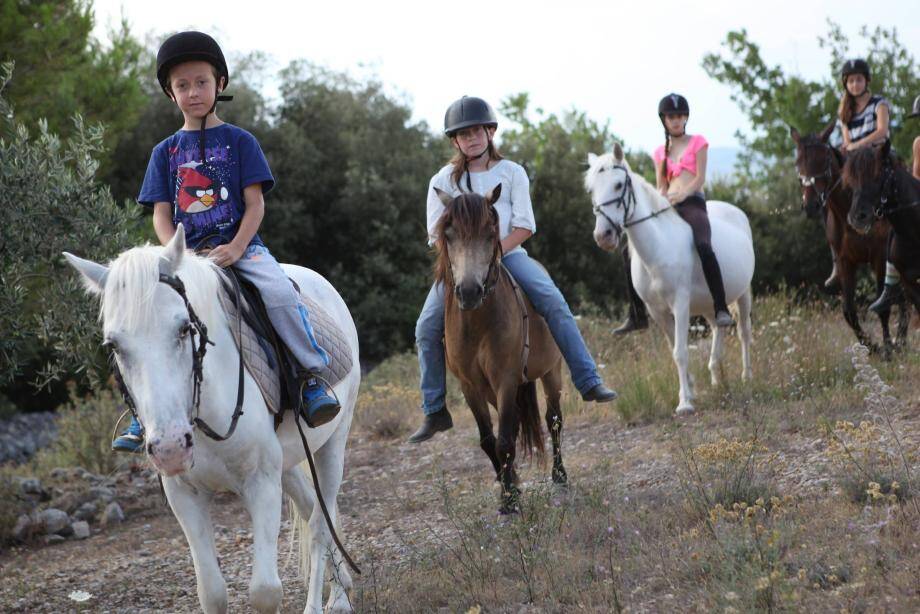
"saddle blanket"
217,282,354,414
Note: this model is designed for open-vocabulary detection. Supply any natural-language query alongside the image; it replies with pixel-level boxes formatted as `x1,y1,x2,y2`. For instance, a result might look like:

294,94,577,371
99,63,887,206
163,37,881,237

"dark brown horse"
845,143,920,313
791,124,908,350
433,185,566,514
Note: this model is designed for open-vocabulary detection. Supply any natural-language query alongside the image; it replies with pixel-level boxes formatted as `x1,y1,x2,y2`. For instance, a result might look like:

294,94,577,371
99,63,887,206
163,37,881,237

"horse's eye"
103,339,118,352
179,323,192,339
615,182,623,189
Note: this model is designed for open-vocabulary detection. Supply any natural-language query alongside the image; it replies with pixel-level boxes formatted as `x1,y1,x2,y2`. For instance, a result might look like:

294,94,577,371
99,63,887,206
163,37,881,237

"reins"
593,164,673,240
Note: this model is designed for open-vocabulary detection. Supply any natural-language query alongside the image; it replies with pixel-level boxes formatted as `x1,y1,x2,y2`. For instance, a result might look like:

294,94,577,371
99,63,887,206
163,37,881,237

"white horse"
585,144,754,414
64,225,359,614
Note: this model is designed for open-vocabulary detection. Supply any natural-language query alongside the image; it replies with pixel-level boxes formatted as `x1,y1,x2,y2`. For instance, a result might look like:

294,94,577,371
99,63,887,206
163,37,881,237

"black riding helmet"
444,96,498,136
840,58,870,84
156,31,232,165
157,31,230,97
658,93,690,118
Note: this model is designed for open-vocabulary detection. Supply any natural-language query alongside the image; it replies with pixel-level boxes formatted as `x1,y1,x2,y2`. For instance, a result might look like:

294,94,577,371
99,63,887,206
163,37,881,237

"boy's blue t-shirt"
138,123,275,249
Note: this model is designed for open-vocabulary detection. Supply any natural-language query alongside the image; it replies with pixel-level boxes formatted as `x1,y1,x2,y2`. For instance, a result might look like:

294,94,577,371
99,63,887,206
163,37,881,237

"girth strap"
500,263,530,383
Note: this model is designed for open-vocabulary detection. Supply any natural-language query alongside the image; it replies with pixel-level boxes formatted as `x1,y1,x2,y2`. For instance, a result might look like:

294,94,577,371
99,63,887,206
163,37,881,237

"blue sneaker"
302,377,341,427
112,416,145,453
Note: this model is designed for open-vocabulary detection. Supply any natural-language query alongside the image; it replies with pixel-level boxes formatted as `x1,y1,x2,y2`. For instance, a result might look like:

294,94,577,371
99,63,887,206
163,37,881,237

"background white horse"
65,225,360,614
585,144,754,414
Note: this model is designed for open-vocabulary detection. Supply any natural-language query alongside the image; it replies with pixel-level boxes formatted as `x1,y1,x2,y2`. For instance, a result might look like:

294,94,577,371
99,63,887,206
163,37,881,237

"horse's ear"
612,142,624,163
789,125,800,143
819,121,835,143
433,187,452,208
484,183,502,206
587,152,599,167
63,252,108,296
162,223,187,273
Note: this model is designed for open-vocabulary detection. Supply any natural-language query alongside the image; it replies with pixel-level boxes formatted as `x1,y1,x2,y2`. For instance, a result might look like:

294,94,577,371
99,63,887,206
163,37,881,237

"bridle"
112,259,246,445
865,156,920,218
798,141,843,212
592,164,672,240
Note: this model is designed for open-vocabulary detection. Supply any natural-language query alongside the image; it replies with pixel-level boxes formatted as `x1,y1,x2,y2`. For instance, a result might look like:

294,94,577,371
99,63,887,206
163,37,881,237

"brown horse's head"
433,184,503,310
843,141,896,234
790,122,842,219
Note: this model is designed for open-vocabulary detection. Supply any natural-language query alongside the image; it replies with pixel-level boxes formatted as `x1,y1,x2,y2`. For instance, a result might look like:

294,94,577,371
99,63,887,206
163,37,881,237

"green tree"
263,63,446,361
0,64,139,394
0,0,148,162
499,93,654,313
703,21,919,171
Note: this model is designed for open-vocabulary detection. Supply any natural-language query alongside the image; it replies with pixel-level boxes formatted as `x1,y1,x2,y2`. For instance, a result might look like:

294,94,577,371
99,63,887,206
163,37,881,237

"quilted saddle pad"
217,282,354,414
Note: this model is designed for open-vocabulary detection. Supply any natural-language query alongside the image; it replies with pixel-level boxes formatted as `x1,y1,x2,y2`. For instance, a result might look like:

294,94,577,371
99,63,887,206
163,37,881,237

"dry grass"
350,293,920,612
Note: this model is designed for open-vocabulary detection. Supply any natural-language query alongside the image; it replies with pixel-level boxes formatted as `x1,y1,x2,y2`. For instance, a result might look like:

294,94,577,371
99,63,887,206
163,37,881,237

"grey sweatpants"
232,244,329,373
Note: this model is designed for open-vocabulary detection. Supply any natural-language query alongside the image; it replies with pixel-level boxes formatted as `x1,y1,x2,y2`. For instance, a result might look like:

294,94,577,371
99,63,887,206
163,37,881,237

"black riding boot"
697,243,732,327
613,244,649,335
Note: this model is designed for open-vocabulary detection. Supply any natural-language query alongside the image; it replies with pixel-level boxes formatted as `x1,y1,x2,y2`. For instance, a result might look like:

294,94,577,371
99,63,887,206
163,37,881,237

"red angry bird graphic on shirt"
176,161,230,213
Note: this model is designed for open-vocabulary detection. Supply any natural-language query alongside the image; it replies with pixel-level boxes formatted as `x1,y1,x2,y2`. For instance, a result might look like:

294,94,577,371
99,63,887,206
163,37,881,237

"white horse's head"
64,225,222,476
585,142,632,251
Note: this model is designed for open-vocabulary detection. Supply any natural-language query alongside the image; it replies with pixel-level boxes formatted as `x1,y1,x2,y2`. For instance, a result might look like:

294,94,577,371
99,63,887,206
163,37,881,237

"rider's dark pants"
675,194,729,314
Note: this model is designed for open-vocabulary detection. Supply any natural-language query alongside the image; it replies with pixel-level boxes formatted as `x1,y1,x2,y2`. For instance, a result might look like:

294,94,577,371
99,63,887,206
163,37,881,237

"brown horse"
791,124,908,351
433,184,566,514
844,143,920,313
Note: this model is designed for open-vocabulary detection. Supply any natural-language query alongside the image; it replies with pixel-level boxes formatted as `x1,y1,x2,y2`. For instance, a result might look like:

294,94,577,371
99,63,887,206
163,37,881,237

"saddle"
216,270,353,415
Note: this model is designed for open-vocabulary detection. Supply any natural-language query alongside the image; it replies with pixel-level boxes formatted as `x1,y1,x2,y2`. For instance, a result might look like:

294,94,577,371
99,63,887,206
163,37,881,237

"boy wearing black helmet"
113,32,339,452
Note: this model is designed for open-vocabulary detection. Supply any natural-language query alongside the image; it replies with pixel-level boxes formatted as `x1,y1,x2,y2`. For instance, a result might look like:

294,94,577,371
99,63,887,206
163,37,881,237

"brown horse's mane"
433,192,500,288
843,146,904,189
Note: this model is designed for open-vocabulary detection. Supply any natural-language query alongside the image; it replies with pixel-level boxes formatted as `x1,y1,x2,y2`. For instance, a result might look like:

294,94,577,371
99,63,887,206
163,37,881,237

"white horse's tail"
287,473,313,585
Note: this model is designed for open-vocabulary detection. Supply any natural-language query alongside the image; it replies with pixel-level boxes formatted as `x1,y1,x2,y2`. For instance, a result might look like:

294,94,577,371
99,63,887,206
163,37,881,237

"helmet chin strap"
463,136,493,192
198,85,233,164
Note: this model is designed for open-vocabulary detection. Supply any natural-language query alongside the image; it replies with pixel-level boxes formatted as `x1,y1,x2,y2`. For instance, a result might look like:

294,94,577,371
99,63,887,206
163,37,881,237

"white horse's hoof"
675,404,695,416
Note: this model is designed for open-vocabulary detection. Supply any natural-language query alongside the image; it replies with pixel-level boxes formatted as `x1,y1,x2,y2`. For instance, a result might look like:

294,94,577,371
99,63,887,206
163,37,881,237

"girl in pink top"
654,93,732,327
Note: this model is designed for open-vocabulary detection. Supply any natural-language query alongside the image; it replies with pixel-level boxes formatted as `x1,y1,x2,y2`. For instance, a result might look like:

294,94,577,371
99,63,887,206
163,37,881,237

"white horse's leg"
163,478,227,614
736,288,754,382
672,300,695,415
708,321,726,387
241,471,284,613
311,420,354,614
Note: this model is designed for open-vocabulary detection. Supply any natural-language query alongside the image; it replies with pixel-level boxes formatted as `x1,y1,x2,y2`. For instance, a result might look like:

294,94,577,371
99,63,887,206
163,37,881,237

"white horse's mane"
584,152,671,214
101,244,223,331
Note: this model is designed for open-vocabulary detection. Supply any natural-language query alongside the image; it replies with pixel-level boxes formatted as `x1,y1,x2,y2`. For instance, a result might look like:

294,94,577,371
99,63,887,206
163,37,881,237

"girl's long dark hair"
838,82,872,125
449,128,504,191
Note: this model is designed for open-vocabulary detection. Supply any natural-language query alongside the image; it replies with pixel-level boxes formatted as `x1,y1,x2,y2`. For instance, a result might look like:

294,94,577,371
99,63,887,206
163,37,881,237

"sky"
92,0,919,155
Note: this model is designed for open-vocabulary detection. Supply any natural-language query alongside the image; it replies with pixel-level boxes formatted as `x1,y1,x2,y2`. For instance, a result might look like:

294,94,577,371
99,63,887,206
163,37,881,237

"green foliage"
0,1,148,164
0,63,140,389
263,62,446,361
31,383,126,476
703,21,919,171
499,93,654,312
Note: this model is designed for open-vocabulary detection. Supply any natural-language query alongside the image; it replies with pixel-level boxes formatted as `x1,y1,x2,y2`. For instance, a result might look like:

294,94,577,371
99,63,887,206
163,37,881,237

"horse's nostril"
147,442,155,456
184,433,193,448
605,229,612,237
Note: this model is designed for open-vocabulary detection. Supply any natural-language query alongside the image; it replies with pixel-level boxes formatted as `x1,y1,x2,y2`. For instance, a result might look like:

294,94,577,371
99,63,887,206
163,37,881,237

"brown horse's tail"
515,381,545,462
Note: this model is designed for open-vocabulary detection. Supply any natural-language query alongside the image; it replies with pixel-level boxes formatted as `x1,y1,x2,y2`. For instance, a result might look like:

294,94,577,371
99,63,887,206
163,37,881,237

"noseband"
593,164,671,239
